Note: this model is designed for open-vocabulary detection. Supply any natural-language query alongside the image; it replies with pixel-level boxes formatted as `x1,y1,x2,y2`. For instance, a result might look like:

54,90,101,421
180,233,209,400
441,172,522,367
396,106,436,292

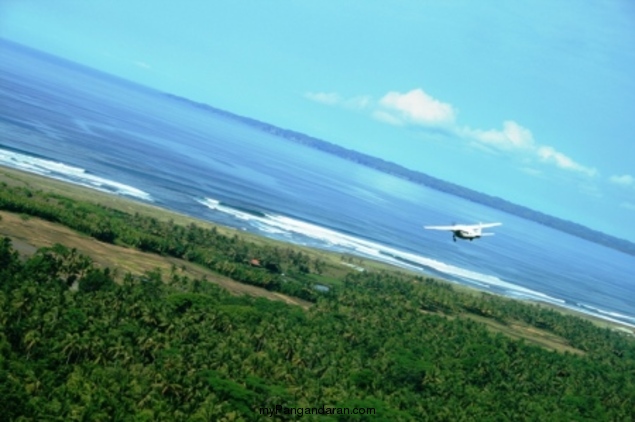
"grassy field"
1,166,632,354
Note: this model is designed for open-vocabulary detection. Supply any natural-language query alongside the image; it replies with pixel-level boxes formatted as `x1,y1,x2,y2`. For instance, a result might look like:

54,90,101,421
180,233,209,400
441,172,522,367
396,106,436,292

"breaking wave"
579,303,635,325
195,196,622,321
0,147,152,201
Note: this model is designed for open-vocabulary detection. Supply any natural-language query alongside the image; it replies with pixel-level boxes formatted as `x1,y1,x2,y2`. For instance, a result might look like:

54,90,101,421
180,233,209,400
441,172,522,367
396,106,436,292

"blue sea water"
1,40,634,327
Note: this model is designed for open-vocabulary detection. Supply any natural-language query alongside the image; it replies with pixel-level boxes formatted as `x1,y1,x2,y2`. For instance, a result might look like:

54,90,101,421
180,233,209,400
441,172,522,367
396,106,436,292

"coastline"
1,164,633,335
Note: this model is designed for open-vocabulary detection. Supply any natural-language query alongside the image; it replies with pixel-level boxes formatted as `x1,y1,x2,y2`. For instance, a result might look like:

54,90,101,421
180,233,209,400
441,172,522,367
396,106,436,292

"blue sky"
1,1,634,241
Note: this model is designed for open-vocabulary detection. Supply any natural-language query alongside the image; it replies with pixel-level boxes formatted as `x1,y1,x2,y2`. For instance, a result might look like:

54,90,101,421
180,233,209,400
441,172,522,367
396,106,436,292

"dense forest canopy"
1,179,635,420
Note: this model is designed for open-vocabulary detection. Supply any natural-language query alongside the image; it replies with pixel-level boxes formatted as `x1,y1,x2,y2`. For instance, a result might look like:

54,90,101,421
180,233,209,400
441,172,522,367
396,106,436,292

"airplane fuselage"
452,229,480,241
424,222,501,242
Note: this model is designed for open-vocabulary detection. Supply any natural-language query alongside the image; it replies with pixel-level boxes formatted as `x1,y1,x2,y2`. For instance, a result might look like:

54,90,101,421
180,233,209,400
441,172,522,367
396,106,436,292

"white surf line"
0,147,153,201
198,196,635,328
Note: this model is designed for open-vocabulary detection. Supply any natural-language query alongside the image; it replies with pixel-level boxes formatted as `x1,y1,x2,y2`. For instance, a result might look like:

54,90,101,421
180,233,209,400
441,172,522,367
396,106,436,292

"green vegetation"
1,175,635,420
0,182,328,302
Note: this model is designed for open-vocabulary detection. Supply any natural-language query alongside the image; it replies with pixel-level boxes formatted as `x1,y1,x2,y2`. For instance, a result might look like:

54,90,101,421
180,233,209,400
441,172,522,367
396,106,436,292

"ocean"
1,40,634,327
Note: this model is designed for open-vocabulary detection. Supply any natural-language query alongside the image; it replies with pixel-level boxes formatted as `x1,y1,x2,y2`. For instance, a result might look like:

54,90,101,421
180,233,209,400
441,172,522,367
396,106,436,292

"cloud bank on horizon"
305,87,616,182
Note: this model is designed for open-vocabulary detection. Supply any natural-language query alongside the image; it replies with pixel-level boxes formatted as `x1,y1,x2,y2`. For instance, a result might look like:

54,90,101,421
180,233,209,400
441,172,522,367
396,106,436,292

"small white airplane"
424,222,502,242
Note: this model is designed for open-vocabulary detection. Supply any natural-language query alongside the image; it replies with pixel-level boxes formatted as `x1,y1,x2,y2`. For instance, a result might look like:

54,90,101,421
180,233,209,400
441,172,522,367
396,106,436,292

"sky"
1,1,635,241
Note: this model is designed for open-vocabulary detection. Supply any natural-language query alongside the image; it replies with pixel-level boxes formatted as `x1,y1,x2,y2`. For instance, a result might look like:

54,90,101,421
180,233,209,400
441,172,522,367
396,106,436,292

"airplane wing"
424,223,501,230
424,225,461,231
478,222,502,228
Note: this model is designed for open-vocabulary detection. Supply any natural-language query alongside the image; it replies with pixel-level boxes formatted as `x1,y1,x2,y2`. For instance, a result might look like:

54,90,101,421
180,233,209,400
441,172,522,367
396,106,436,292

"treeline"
1,239,634,420
0,183,326,301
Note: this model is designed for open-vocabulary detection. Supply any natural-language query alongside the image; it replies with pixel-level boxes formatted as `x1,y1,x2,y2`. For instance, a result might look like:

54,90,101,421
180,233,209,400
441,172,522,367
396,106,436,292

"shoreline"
1,164,633,334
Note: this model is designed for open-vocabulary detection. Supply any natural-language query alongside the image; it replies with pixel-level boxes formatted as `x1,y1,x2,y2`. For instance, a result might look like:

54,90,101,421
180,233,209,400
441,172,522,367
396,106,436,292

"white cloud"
305,92,371,110
463,121,597,177
377,89,456,126
371,110,404,126
304,86,599,179
609,174,634,187
536,146,597,177
305,91,341,105
464,120,535,150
